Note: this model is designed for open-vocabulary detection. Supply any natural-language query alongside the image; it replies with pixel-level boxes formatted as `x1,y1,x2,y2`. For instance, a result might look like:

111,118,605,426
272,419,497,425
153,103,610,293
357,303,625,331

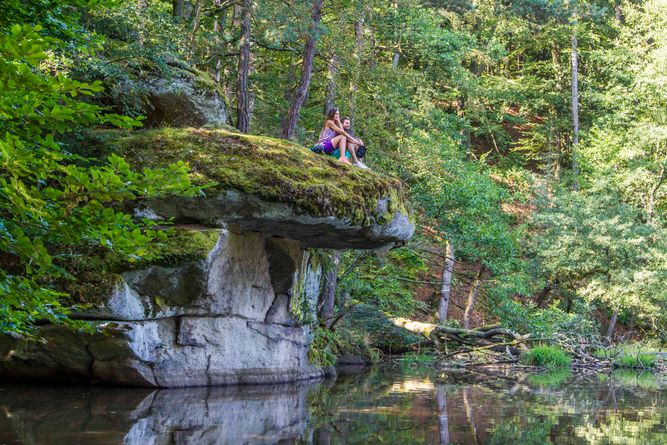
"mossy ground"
95,127,410,226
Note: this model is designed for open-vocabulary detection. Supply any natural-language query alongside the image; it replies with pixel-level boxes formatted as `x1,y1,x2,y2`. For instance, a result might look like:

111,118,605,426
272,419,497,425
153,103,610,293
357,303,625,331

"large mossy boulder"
0,127,414,388
94,127,414,249
139,65,229,128
89,60,229,128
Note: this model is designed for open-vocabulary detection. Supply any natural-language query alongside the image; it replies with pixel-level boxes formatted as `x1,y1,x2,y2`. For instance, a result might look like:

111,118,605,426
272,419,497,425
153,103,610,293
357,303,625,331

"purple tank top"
318,126,336,142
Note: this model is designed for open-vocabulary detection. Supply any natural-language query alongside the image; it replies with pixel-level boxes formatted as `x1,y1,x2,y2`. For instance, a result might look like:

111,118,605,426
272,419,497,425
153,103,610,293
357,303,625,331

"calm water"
1,364,666,444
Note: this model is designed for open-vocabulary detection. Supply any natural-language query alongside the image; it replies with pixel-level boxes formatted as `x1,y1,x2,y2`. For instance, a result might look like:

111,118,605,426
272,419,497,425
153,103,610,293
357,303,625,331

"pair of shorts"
331,148,351,159
321,138,335,155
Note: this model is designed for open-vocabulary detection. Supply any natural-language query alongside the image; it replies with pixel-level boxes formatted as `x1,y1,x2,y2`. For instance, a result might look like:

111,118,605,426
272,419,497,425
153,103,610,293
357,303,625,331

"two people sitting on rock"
313,107,369,169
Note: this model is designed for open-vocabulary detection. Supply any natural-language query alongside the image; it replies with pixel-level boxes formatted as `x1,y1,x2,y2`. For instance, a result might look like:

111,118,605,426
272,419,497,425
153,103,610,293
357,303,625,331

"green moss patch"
96,127,410,226
59,228,220,306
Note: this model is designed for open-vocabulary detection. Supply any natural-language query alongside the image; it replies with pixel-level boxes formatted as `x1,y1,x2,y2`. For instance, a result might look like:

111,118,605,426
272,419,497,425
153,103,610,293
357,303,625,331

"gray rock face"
0,382,316,444
141,66,229,128
140,189,415,250
0,230,324,387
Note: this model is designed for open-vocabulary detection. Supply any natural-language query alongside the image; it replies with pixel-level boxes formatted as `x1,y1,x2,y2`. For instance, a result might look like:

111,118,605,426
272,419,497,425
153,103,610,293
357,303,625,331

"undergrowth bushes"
520,345,572,368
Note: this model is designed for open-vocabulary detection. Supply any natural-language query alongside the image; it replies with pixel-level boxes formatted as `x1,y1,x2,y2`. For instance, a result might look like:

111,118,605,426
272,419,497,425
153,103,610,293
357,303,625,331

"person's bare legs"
348,142,361,163
332,135,351,164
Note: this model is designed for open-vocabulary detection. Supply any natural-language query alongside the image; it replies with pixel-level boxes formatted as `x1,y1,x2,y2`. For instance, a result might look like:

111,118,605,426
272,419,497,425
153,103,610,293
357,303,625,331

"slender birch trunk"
324,52,338,115
463,265,483,330
438,240,455,323
189,0,205,59
647,160,666,224
571,32,580,191
606,310,618,342
137,0,147,47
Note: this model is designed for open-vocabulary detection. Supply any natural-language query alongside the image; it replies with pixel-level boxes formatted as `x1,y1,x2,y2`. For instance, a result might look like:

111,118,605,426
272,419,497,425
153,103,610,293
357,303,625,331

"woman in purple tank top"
317,108,363,164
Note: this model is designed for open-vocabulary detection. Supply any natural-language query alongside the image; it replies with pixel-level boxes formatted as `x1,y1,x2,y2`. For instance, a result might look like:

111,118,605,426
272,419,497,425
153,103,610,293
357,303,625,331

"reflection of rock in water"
0,382,315,444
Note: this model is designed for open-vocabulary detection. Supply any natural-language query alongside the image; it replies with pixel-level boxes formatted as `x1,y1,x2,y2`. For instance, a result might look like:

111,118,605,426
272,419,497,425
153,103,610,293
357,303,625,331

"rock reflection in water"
1,367,667,444
0,382,314,444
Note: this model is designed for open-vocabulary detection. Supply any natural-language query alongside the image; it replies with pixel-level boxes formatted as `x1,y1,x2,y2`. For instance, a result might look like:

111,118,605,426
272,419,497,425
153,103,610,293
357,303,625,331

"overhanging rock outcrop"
0,128,414,387
113,127,414,249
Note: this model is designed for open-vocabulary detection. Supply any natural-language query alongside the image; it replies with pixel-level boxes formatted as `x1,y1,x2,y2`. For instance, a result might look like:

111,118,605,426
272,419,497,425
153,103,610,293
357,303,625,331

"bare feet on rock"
338,157,351,164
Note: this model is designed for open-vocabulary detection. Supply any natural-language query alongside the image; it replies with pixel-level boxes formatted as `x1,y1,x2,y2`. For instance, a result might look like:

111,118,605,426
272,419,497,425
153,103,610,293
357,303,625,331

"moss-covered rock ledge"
98,127,414,249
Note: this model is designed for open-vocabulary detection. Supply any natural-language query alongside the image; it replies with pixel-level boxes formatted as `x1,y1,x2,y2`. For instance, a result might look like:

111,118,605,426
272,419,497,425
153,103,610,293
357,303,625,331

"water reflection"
0,366,666,444
0,383,313,444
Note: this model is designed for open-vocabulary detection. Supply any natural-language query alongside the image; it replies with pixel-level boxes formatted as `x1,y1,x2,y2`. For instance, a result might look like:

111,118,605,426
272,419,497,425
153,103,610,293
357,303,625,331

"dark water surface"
1,364,666,444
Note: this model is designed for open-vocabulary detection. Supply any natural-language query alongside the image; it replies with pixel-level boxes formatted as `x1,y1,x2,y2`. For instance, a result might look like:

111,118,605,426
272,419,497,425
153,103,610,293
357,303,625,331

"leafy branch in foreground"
0,23,199,335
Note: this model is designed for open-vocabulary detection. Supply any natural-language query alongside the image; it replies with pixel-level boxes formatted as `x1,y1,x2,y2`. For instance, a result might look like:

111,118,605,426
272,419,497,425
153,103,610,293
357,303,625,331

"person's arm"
327,121,362,145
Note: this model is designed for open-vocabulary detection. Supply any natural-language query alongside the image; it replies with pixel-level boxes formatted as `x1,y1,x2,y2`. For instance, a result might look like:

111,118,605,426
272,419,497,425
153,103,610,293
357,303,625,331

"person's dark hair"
342,116,351,123
326,108,339,121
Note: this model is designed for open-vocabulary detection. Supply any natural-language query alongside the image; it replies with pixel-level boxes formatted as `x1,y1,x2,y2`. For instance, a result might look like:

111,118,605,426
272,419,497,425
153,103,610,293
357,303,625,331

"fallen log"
389,317,530,353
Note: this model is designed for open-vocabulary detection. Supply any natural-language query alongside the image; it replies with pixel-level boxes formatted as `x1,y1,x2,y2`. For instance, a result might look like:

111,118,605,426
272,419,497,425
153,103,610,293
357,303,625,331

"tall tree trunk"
324,52,338,115
137,0,147,47
189,0,205,59
281,0,324,140
349,4,364,127
236,0,252,133
571,32,580,191
213,7,228,84
463,265,483,330
391,51,400,68
438,240,455,323
614,0,623,22
550,44,563,180
319,251,341,328
647,160,666,224
436,387,450,444
606,310,618,342
173,0,185,21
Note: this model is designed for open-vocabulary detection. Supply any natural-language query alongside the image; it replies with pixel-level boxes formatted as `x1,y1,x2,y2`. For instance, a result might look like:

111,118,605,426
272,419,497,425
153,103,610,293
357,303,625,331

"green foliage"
493,298,599,345
0,14,197,334
597,344,660,369
520,345,572,368
615,353,657,369
339,248,428,317
532,189,667,330
395,352,437,367
3,0,667,347
308,325,339,367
